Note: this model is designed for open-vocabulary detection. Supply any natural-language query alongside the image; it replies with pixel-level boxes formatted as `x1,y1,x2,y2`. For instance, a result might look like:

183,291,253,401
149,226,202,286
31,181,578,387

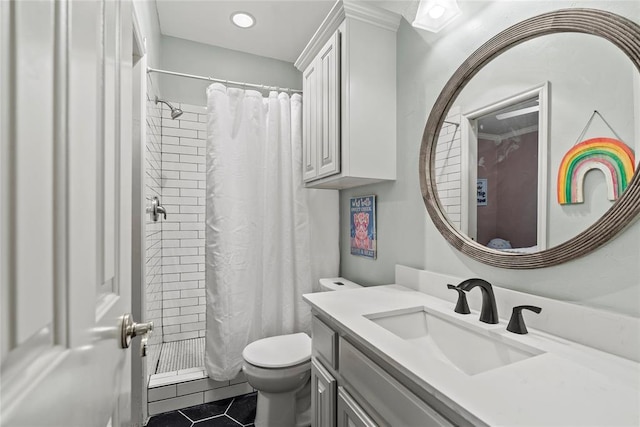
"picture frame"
350,195,377,259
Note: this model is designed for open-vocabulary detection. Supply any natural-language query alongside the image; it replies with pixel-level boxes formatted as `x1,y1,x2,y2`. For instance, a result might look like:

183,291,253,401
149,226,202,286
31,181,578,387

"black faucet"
447,284,470,314
457,278,499,324
507,305,542,334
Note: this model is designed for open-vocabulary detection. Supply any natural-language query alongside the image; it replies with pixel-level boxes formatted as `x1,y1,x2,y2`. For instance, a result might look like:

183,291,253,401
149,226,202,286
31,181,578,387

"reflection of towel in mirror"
486,238,512,250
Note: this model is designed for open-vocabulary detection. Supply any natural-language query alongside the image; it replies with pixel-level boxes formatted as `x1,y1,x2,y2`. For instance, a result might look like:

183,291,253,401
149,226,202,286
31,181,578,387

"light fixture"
412,0,461,33
231,12,255,29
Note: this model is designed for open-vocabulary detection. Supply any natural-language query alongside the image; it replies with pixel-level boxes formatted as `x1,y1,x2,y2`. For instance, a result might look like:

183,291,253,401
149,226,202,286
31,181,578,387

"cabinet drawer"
340,338,453,427
311,316,337,369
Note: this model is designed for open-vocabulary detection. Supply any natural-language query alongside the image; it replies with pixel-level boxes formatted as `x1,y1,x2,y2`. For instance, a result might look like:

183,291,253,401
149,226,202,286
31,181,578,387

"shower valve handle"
120,313,154,355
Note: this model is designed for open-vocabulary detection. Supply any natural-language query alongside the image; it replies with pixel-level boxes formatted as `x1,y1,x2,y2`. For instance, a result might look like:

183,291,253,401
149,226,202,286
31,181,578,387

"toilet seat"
243,333,311,368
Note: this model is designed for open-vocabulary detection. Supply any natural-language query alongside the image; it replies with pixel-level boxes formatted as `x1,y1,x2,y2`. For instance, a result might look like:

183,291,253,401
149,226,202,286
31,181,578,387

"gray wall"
340,1,640,317
158,35,302,106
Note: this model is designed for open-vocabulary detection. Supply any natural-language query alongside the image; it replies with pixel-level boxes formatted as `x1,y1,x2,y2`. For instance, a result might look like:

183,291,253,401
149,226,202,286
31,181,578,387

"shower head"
155,96,183,120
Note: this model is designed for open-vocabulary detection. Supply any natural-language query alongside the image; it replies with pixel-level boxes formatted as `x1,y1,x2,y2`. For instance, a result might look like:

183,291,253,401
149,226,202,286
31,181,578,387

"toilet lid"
243,333,311,368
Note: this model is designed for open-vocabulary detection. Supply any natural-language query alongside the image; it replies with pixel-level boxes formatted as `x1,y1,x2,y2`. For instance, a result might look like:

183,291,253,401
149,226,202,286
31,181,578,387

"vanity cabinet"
311,358,337,427
336,388,377,427
295,1,400,189
310,314,458,427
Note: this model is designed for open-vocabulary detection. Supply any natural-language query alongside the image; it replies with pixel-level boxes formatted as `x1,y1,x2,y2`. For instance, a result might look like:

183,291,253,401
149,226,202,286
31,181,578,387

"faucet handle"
507,305,542,334
447,284,470,314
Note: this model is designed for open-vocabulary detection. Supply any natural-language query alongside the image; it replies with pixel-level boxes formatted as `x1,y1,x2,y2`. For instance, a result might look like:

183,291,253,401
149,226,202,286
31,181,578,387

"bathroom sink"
364,306,544,376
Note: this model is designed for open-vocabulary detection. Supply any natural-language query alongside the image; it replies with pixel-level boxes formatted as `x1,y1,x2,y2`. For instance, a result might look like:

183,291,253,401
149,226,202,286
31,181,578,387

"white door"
1,1,138,426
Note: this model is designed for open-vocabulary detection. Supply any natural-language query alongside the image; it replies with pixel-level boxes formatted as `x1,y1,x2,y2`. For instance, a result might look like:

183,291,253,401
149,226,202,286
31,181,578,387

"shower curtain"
204,83,339,381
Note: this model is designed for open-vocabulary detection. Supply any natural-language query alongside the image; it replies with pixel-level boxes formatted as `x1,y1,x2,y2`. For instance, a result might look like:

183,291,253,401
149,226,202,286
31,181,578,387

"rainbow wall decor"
557,137,635,204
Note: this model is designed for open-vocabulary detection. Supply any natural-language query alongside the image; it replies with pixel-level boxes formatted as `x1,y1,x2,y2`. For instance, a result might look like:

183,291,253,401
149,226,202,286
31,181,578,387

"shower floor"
155,337,205,374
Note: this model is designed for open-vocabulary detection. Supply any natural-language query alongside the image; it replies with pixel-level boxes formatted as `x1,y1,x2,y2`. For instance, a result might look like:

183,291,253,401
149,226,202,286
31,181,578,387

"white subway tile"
181,223,204,231
163,144,198,155
180,171,205,181
163,161,198,172
148,385,177,402
179,138,205,148
164,331,200,342
180,188,205,197
163,153,180,162
180,205,205,214
177,378,228,396
163,196,198,205
163,298,200,309
181,305,206,315
181,120,206,131
162,264,198,275
163,314,199,326
180,255,204,265
163,273,181,283
180,154,205,164
183,272,205,281
163,307,180,317
163,256,180,265
163,127,198,138
181,239,204,248
181,322,205,332
148,392,204,415
164,247,199,257
204,383,253,404
164,281,199,292
162,136,180,145
180,104,207,115
181,288,205,298
163,325,181,335
163,179,198,189
162,291,181,300
163,230,199,240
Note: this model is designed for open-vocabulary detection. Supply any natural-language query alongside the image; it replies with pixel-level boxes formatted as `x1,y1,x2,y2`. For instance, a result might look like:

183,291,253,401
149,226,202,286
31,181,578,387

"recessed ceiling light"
412,0,461,33
231,12,255,29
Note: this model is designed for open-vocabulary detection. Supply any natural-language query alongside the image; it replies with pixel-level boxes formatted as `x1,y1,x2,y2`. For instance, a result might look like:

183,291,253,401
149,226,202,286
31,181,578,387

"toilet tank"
319,277,362,292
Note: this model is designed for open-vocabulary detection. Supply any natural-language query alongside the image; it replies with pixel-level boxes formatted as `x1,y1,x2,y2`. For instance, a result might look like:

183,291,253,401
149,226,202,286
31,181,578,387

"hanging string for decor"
557,110,635,205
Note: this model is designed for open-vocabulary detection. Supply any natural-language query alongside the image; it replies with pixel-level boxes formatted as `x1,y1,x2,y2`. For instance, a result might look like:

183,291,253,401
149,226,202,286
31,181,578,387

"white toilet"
242,278,362,427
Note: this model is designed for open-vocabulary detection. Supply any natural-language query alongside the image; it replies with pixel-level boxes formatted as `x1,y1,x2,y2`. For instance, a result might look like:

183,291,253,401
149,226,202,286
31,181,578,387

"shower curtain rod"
147,67,303,94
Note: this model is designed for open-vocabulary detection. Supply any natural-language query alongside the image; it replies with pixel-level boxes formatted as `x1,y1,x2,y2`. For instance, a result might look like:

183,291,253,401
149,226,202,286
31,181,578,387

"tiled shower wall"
160,102,208,343
435,106,462,229
145,76,164,372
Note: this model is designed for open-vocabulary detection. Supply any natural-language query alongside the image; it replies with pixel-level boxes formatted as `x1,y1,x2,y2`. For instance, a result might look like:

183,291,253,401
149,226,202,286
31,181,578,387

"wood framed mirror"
419,9,640,269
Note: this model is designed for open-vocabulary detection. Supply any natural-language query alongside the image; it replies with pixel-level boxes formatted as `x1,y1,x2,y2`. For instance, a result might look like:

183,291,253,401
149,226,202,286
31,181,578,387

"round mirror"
420,9,640,269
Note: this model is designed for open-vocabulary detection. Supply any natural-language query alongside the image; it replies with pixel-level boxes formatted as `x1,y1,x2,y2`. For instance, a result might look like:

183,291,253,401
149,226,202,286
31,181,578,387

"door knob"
120,313,154,355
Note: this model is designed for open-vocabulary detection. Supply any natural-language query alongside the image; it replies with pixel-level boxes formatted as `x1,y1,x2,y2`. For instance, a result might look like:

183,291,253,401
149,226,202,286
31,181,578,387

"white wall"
158,35,302,106
133,0,162,68
340,0,640,317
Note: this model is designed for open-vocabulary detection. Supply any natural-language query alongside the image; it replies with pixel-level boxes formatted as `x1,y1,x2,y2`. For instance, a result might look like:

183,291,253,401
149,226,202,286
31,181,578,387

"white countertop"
303,285,640,426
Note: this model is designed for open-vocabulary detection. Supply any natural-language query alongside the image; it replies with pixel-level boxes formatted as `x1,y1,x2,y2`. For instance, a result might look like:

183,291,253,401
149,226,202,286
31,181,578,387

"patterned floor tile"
146,410,192,427
181,398,234,421
226,393,257,426
148,393,257,427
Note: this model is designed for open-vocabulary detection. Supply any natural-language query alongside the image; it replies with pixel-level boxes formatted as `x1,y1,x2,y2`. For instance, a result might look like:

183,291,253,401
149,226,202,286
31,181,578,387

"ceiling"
155,1,416,63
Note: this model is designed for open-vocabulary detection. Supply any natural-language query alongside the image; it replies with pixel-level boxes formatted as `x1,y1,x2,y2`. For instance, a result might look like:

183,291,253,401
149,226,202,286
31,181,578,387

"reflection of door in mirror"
435,84,548,252
473,97,542,252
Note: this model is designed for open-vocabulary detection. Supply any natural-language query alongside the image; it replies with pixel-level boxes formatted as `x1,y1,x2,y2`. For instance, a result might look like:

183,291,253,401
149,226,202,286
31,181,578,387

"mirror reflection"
434,32,639,253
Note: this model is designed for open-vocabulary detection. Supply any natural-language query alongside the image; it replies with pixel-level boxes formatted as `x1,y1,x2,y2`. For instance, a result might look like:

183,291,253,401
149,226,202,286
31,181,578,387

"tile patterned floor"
147,392,256,427
156,338,205,374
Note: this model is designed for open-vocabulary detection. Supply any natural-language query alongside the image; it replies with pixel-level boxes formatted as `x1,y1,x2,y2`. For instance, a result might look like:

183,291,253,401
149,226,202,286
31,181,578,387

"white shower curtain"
204,83,339,381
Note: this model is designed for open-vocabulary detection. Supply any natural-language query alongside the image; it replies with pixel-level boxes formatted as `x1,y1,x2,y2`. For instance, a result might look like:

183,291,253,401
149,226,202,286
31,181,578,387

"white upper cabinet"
295,1,400,189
